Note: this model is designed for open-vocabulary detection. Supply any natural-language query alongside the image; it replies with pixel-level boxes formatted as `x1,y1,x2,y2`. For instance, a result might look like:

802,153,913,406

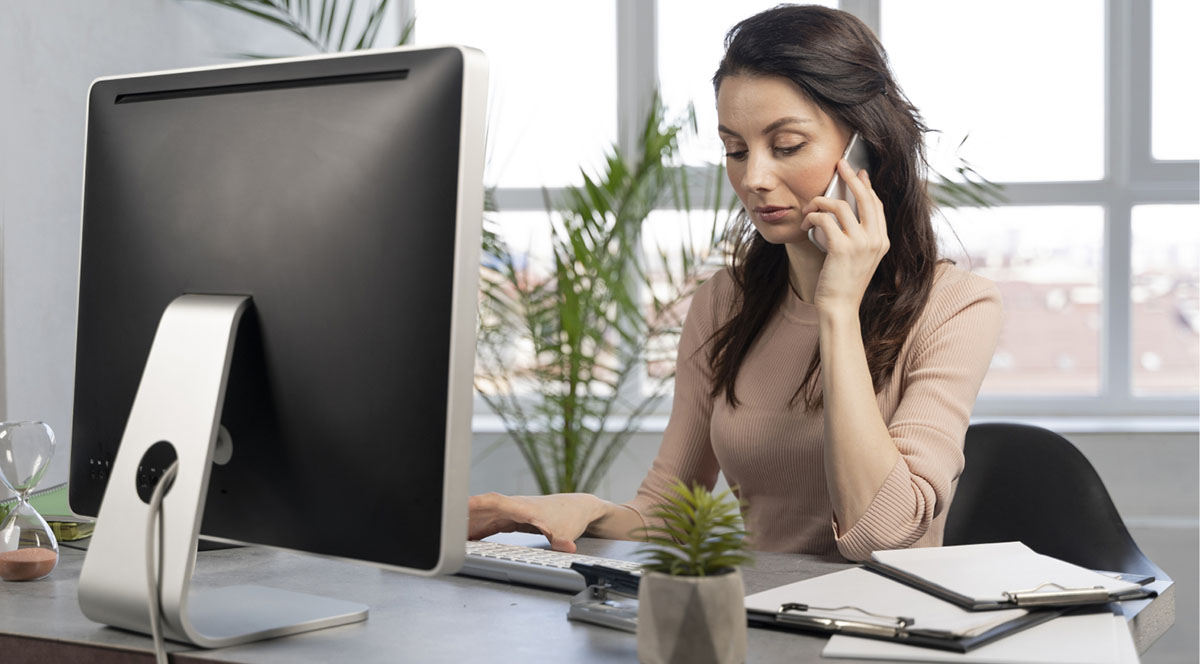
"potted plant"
636,480,753,664
474,101,729,494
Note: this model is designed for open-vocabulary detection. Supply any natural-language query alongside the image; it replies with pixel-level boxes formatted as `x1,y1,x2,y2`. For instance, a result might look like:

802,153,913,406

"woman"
469,4,1001,562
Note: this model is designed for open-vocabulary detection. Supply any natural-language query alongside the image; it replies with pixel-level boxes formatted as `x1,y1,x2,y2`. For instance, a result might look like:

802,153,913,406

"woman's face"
716,74,852,246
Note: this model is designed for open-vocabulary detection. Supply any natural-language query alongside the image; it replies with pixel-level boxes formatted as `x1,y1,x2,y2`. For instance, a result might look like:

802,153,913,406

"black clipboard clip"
566,563,642,633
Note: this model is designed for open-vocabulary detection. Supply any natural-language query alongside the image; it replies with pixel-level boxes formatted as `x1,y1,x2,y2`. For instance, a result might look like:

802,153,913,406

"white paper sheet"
745,567,1028,637
822,612,1139,664
870,542,1142,604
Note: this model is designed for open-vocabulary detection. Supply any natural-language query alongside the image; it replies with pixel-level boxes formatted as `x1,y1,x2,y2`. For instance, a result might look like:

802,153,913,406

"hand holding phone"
809,133,870,252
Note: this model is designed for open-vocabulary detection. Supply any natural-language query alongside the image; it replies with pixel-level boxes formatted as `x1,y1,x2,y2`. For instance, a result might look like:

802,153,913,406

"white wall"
0,211,6,421
0,1,311,494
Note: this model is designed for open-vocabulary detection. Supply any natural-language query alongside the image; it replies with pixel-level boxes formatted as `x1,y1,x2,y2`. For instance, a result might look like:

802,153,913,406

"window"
657,0,837,166
1131,205,1200,394
1152,0,1200,161
936,207,1104,395
413,1,617,188
411,0,1198,423
881,0,1104,183
639,208,727,389
881,0,1199,417
473,210,554,397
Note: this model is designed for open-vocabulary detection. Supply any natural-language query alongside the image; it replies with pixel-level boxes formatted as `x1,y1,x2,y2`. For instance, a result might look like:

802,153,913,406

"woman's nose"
741,150,775,192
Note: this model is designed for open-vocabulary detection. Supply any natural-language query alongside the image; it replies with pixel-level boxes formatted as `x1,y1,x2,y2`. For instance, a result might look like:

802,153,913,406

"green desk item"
48,518,95,542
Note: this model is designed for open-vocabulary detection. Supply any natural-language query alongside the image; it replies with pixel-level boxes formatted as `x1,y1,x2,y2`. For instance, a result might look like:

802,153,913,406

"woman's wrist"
584,497,644,541
817,303,862,333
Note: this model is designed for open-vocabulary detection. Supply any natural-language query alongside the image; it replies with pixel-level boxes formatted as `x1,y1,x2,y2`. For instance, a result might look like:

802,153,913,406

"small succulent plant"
637,480,753,577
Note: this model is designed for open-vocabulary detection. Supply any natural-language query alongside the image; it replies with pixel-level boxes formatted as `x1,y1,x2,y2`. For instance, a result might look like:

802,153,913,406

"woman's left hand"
798,158,889,317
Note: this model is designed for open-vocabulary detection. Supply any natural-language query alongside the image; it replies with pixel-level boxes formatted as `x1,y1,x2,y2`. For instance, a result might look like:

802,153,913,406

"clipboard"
822,606,1138,664
745,567,1061,653
866,542,1156,610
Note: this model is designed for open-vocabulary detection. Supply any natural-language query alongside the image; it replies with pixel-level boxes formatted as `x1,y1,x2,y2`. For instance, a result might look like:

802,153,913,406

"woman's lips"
754,206,791,223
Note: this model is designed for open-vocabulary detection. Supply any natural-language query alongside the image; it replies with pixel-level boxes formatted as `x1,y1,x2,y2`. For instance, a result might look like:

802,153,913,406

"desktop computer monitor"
67,46,487,646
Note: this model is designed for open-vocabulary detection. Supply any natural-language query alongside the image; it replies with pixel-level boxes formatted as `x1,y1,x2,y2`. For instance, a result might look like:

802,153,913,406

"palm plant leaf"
474,94,730,494
929,133,1007,210
188,0,411,57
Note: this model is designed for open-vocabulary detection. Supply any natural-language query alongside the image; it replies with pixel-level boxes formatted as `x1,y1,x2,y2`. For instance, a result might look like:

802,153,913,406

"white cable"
147,460,180,664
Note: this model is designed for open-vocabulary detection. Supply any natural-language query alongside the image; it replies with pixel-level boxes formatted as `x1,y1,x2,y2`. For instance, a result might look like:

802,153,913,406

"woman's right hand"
467,492,608,553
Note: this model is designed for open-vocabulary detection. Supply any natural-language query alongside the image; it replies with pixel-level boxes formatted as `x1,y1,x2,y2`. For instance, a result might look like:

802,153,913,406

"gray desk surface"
0,538,1175,663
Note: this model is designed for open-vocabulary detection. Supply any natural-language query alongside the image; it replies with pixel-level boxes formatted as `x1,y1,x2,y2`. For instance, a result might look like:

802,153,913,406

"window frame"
403,0,1198,427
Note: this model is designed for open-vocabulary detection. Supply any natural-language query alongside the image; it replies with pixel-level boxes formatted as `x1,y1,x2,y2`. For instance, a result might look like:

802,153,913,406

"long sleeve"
621,274,728,530
617,264,1001,558
833,270,1003,561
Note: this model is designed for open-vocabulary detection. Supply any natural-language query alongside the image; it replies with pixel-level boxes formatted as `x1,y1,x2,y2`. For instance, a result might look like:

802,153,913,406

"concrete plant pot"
636,568,747,664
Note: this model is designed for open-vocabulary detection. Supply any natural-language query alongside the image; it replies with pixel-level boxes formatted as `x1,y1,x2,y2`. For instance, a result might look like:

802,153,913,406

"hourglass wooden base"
77,295,367,648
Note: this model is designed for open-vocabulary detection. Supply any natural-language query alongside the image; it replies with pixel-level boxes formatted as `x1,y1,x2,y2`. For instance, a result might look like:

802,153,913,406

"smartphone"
809,132,871,252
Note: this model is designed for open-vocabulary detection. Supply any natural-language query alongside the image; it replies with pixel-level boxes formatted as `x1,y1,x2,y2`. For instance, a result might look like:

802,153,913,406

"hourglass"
0,421,59,581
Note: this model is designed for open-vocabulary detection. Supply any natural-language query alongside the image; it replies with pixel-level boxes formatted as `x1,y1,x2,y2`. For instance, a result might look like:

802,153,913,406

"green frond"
636,481,752,576
472,94,731,494
190,0,400,57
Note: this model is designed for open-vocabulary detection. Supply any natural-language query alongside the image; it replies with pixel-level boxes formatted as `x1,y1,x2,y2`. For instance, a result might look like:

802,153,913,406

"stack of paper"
744,567,1052,652
744,542,1151,661
823,610,1139,664
868,542,1150,609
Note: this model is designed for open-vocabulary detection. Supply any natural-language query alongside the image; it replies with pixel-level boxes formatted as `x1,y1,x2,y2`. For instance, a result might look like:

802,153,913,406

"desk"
0,539,1174,663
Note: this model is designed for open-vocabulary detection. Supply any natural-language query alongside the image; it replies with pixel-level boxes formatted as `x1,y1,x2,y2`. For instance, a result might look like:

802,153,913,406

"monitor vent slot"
114,69,409,104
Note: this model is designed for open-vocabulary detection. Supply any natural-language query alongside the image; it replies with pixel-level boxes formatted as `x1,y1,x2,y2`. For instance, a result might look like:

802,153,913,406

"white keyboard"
462,539,643,593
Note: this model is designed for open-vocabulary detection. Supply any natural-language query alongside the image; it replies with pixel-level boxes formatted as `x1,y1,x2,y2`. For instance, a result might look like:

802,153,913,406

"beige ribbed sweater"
623,263,1002,562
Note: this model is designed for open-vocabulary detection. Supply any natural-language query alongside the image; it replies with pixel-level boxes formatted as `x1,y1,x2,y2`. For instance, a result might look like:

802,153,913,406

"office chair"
944,422,1165,579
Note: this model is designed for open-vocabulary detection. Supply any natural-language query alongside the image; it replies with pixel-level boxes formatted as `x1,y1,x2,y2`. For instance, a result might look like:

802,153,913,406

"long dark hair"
709,4,941,410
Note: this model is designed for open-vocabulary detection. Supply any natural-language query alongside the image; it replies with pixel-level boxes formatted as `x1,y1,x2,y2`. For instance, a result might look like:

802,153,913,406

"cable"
147,460,179,664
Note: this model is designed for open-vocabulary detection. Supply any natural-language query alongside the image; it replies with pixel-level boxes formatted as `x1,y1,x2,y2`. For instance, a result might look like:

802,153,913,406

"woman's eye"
774,143,805,155
724,149,748,161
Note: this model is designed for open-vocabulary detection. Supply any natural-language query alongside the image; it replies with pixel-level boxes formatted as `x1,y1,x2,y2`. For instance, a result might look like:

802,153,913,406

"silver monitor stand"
77,294,367,648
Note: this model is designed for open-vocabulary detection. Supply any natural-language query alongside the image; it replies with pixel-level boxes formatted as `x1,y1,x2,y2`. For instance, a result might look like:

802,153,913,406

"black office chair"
944,422,1165,580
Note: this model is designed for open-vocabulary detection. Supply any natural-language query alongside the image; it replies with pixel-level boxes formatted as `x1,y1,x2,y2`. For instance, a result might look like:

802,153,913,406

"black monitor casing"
70,46,487,577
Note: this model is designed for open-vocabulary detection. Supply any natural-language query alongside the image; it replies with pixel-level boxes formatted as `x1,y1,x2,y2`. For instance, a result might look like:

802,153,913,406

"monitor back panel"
71,48,467,572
